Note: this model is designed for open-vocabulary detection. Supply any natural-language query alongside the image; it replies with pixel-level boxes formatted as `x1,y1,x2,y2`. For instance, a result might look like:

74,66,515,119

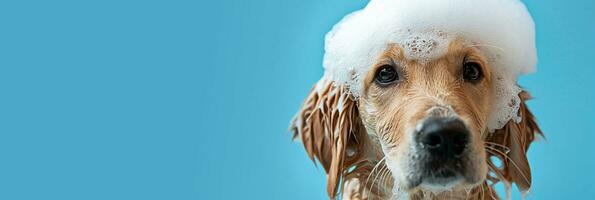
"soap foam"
321,0,537,131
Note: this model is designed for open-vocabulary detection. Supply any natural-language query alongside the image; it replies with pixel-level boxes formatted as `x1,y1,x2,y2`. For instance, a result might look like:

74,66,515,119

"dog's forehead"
401,32,449,61
380,39,471,64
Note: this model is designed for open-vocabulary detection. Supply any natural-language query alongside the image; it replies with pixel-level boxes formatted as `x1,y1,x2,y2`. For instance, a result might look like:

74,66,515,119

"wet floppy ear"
290,79,365,199
485,91,543,195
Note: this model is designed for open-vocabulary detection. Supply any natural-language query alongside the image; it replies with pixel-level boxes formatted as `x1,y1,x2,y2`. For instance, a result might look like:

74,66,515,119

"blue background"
0,0,593,199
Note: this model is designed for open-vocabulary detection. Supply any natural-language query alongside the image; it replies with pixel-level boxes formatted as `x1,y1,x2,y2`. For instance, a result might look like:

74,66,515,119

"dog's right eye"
463,61,483,82
375,65,399,85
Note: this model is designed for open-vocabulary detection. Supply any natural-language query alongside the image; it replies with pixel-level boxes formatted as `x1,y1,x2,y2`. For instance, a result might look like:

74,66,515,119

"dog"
290,1,542,199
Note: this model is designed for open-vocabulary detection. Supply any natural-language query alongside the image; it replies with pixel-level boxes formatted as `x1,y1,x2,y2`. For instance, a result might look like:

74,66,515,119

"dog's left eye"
375,65,399,85
463,62,483,82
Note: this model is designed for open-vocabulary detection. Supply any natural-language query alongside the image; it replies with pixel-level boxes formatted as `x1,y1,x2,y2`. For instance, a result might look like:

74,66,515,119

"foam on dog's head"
321,0,537,132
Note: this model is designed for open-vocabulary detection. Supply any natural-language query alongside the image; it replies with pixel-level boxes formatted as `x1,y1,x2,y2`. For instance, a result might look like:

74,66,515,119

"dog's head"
292,40,541,199
291,0,542,198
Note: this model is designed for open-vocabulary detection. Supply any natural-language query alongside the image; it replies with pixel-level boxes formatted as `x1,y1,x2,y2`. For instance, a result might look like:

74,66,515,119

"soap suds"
321,0,537,131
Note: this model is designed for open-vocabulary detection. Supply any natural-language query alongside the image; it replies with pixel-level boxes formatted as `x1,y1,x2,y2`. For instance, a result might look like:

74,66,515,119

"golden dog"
291,40,541,199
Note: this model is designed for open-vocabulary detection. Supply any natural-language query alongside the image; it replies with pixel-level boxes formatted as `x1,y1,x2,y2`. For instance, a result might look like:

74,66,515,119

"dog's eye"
463,62,483,82
375,65,399,85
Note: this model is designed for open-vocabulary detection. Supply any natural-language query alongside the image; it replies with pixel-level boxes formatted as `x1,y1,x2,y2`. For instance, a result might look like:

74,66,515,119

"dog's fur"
291,40,542,200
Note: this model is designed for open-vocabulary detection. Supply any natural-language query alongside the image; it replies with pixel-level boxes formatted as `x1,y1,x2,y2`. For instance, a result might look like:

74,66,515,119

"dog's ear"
290,78,366,199
485,91,543,194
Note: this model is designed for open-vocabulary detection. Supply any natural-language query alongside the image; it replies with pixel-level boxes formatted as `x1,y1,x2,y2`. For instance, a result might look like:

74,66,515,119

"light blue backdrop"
0,0,593,199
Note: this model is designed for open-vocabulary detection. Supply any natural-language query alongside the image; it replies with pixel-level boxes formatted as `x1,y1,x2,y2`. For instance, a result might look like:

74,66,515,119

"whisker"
484,141,511,153
372,165,391,200
481,182,487,200
485,146,531,187
375,167,386,199
489,183,498,200
371,166,384,200
365,156,387,198
379,167,391,196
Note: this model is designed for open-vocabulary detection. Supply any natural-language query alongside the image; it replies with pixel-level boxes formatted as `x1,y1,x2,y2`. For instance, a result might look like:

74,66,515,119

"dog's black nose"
417,117,469,159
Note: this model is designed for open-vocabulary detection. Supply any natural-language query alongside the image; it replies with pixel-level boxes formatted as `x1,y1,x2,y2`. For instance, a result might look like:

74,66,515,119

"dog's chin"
400,173,460,192
399,167,483,193
418,173,464,192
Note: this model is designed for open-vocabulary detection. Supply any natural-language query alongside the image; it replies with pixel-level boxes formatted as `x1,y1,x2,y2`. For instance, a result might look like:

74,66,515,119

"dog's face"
358,40,492,192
